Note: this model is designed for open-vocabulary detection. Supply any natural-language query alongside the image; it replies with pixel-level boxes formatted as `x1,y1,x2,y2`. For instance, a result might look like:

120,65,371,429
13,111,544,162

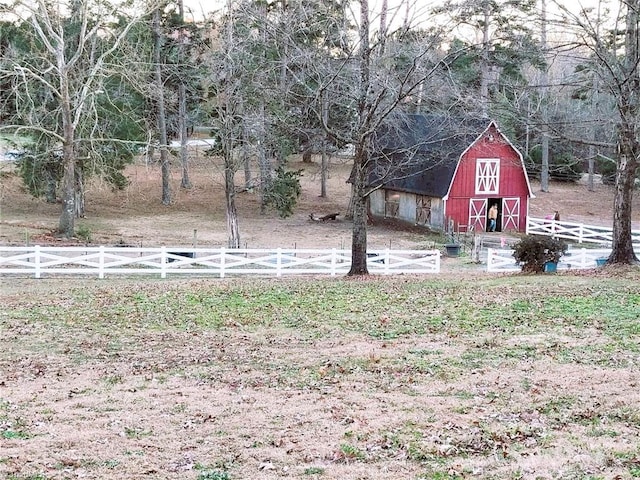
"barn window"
475,158,500,194
385,191,400,218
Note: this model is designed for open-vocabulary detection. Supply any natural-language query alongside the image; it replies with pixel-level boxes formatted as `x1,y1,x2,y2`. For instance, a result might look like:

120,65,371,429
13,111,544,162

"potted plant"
512,235,567,273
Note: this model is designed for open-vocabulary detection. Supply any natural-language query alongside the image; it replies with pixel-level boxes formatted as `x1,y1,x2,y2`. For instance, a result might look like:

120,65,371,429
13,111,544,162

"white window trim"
475,158,500,195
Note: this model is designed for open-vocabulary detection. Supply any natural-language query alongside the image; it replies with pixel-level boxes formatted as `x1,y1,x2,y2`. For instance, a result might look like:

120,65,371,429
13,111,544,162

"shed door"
416,196,431,225
502,197,520,231
468,198,488,232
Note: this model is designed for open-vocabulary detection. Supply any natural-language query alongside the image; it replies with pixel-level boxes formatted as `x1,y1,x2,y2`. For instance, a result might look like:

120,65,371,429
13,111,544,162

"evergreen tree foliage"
263,166,303,218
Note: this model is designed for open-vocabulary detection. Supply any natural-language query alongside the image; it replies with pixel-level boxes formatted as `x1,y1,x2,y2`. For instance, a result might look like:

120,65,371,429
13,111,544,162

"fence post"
486,248,494,272
331,248,337,276
99,245,105,279
34,245,41,279
579,224,584,244
220,247,225,279
580,248,588,268
160,246,167,279
276,248,282,277
384,248,390,275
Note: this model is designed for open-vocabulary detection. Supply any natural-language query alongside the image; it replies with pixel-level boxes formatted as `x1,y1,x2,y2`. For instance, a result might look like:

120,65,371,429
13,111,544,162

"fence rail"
0,246,441,278
527,217,640,245
487,247,612,272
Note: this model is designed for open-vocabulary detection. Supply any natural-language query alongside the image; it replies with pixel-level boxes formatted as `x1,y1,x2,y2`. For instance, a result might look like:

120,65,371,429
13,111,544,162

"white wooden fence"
527,216,640,245
487,247,612,272
0,246,441,278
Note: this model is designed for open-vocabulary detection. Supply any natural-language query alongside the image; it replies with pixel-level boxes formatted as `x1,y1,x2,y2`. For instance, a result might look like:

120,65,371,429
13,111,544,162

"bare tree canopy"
0,0,155,238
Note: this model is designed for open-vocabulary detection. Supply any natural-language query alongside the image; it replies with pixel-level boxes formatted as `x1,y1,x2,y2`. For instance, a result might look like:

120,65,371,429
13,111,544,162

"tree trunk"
177,0,191,190
58,141,76,238
241,122,252,189
540,132,550,191
345,181,356,220
588,1,602,193
587,145,595,192
539,0,550,192
320,90,329,198
348,151,369,275
179,81,192,189
320,148,328,198
58,78,76,238
347,0,371,276
243,152,252,190
224,153,241,248
479,0,490,117
154,9,171,205
74,165,85,218
610,150,638,263
609,0,640,264
257,103,271,213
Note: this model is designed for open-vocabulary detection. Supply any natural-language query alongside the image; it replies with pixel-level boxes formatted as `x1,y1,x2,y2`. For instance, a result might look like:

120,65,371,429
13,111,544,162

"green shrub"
512,235,567,273
75,225,92,243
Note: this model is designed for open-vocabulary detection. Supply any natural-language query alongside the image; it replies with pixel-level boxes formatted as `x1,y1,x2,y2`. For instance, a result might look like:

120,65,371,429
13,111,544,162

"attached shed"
367,115,533,233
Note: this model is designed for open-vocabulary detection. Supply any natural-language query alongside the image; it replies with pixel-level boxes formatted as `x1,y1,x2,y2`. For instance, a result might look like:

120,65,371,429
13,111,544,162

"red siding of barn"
445,125,531,232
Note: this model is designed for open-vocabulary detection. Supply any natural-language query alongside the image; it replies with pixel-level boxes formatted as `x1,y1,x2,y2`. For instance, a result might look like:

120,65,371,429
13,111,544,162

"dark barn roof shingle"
369,115,490,197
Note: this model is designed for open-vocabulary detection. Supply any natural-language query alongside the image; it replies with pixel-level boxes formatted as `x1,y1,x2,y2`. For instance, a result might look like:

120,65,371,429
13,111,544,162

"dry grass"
2,153,640,480
2,274,640,480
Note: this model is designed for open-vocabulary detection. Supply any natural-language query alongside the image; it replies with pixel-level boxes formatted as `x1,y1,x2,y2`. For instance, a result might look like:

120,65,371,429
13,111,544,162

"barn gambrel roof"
369,114,508,198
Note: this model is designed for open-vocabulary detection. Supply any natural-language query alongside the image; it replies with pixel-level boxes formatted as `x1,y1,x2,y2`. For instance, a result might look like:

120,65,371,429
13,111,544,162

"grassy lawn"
2,270,640,479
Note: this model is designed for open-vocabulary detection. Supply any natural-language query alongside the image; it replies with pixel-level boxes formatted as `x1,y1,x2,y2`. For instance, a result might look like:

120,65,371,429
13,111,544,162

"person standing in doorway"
488,204,498,232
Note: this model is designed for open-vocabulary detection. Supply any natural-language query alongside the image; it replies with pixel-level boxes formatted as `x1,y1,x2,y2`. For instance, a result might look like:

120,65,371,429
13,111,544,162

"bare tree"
202,0,248,248
152,6,172,205
317,1,457,275
1,0,152,238
554,0,639,264
539,0,550,192
176,0,192,190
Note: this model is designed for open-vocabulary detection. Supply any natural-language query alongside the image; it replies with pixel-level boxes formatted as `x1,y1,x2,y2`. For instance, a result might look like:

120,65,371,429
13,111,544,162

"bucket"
445,244,461,257
596,257,608,267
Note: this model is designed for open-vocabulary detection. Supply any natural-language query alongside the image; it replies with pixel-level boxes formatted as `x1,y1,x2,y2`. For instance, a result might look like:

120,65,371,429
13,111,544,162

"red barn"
367,115,533,233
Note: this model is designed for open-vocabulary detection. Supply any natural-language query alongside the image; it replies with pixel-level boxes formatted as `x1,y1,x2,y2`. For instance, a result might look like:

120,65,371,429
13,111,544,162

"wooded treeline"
1,0,638,273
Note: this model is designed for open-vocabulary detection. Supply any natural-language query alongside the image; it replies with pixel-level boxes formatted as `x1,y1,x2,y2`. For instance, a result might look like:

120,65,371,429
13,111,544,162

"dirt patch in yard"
2,154,638,250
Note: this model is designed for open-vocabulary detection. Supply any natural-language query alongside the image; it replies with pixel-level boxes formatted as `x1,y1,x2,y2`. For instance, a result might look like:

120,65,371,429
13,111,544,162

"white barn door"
502,197,520,231
468,198,488,232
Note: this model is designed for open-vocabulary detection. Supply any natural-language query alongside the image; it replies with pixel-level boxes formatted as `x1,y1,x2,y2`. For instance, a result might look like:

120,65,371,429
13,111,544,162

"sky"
182,0,608,24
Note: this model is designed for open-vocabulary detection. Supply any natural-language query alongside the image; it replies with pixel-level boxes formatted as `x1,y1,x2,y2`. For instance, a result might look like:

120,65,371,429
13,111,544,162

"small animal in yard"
309,213,340,222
